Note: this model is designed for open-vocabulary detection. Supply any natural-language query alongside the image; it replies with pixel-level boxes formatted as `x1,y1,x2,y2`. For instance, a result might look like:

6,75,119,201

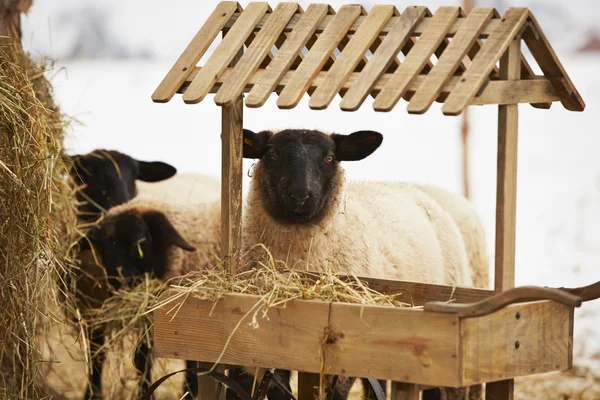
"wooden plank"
486,38,521,400
391,382,420,400
151,1,238,103
197,362,225,400
298,373,319,400
308,5,394,110
442,8,529,116
494,39,520,293
407,8,494,114
182,2,269,104
523,13,585,112
245,4,328,108
214,3,299,106
225,11,505,38
461,301,572,386
339,7,427,111
519,50,552,109
153,294,461,387
276,5,362,109
182,67,561,107
373,7,460,112
221,42,244,274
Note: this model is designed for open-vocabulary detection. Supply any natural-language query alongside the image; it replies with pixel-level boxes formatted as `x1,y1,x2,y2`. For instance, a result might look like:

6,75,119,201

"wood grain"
151,1,238,103
183,2,269,104
308,5,394,110
225,10,506,38
373,6,460,112
339,6,427,111
221,40,244,275
153,294,461,387
276,5,362,109
245,4,329,108
461,301,572,386
442,8,529,115
523,13,585,112
407,8,494,114
214,2,298,106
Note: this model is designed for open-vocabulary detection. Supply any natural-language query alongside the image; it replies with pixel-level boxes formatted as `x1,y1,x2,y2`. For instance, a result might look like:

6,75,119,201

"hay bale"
0,42,78,398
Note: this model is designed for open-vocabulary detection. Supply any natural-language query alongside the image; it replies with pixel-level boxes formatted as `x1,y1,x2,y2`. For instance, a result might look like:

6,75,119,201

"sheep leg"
184,360,199,398
134,339,152,399
83,328,105,400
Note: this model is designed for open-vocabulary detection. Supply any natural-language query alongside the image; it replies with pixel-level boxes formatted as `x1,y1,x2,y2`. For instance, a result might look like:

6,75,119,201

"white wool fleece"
244,177,473,288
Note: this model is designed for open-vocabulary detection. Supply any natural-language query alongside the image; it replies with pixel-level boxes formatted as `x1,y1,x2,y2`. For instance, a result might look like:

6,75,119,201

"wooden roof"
152,2,585,115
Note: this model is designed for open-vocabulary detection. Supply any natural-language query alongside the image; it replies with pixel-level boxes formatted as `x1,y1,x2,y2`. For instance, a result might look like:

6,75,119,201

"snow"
20,0,600,369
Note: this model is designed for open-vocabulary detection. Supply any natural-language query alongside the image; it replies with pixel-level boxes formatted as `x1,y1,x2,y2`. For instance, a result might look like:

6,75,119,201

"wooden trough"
150,2,597,399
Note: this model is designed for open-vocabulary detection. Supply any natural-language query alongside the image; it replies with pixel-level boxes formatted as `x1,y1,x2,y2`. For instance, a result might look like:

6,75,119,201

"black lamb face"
242,129,383,225
69,150,177,223
77,209,195,290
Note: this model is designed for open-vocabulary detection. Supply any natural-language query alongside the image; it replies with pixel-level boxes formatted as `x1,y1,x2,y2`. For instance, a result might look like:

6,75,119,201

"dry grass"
0,39,79,399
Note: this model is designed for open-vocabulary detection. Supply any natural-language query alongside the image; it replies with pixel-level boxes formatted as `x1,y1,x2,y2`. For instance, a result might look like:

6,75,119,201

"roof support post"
487,37,521,400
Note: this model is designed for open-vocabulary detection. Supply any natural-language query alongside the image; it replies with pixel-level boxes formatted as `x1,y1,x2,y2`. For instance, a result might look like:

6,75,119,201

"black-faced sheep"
68,149,177,224
76,196,221,399
239,128,488,400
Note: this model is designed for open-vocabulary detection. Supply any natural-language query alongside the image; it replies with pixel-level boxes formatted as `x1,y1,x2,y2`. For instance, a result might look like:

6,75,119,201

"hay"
0,41,78,398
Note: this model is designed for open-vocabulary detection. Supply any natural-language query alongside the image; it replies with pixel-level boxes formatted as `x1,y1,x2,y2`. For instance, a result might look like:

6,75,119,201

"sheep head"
68,150,177,223
76,208,195,293
243,129,383,225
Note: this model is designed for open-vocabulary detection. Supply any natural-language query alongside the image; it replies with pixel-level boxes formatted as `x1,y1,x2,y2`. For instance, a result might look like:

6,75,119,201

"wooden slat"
276,5,362,109
519,51,552,109
182,67,561,107
226,11,505,38
308,5,394,110
245,4,329,108
391,382,420,400
182,2,269,104
461,301,572,386
340,7,428,111
214,3,299,106
151,1,238,103
297,373,319,400
154,294,462,387
523,13,585,112
373,7,460,112
442,8,529,115
407,8,494,114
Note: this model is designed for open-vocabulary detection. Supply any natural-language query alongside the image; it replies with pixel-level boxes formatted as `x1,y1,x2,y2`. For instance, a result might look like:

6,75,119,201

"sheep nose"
289,190,310,206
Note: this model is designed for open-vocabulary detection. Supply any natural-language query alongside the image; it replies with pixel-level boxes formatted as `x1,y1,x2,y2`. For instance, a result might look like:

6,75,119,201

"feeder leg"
298,373,320,400
487,38,521,400
196,362,225,400
391,382,420,400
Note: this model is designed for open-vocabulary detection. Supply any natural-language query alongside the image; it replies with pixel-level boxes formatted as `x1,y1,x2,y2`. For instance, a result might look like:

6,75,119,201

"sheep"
238,128,486,400
68,149,177,224
137,172,221,205
76,196,221,399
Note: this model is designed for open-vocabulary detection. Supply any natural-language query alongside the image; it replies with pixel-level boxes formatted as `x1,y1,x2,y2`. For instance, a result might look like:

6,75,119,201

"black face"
243,129,383,224
78,209,195,289
69,150,177,223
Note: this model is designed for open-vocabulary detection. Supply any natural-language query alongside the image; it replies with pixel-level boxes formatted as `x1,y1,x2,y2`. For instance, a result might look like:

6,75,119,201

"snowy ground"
21,0,600,377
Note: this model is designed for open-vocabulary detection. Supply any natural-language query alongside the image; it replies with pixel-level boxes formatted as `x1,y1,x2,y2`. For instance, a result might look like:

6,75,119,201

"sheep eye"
324,154,334,164
268,150,278,161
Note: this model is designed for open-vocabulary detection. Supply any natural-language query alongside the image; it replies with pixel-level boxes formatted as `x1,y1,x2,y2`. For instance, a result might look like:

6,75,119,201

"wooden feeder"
150,2,598,399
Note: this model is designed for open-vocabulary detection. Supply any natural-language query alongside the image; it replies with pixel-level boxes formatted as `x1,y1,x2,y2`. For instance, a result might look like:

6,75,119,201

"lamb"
239,128,487,400
68,149,177,224
76,196,221,399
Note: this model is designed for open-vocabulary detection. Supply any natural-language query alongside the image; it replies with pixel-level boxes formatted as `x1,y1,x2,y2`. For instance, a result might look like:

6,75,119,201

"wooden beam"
298,373,319,400
487,37,521,400
180,67,561,108
391,382,420,400
153,294,462,387
225,10,505,38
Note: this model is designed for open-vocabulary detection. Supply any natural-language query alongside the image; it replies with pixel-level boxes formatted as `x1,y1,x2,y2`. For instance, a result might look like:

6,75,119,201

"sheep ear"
243,129,272,159
136,161,177,182
143,211,196,252
331,130,383,161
